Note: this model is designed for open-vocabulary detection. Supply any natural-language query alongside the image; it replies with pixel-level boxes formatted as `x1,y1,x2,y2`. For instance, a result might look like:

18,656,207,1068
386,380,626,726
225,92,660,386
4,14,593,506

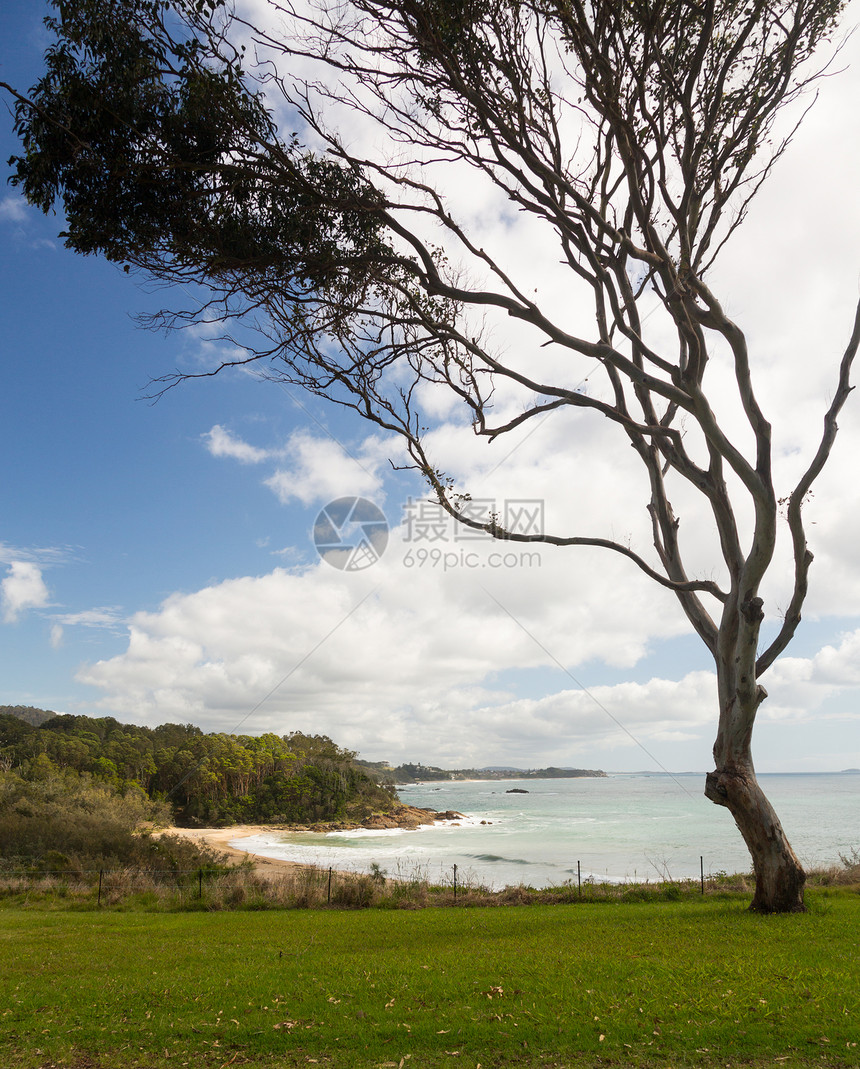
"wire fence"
0,854,733,909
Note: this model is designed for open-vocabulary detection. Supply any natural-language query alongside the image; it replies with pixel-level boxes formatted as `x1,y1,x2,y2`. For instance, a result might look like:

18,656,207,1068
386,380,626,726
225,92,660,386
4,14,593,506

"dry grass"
1,849,857,912
1,840,858,912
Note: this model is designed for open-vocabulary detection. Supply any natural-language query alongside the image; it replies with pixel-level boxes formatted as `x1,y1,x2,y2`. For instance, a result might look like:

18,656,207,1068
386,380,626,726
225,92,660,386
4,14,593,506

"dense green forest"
0,708,399,870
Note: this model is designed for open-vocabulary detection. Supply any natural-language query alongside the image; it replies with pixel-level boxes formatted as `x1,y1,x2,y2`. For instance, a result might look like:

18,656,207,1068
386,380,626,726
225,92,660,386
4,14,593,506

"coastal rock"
356,805,466,831
295,804,467,834
506,788,529,794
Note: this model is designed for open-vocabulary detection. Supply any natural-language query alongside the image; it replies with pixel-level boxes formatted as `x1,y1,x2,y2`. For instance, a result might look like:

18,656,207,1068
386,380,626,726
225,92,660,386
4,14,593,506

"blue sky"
2,0,860,774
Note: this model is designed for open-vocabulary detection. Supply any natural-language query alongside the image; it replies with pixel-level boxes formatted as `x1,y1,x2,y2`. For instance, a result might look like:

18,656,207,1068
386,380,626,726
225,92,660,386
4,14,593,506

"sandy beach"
159,824,304,879
158,805,462,879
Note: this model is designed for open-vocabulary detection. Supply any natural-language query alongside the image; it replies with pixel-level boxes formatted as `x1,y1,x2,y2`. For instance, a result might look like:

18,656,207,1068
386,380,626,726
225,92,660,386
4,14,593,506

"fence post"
577,860,581,896
700,856,705,895
98,869,103,907
453,864,457,901
327,867,332,905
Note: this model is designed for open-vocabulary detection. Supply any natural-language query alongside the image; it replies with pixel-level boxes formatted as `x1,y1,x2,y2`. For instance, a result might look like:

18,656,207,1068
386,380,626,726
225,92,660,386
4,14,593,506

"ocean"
229,773,860,890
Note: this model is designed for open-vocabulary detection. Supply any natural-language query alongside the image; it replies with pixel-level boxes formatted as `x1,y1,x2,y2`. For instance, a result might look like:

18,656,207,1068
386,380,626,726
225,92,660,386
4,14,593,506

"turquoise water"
230,773,860,890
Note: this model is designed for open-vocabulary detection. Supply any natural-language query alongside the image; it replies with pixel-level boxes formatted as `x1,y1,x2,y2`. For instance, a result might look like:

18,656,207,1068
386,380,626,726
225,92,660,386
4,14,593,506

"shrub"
331,873,377,908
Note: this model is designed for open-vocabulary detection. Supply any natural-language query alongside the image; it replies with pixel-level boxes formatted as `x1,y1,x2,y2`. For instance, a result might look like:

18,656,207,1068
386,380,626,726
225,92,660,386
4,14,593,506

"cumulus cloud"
76,508,705,768
1,562,50,623
201,420,399,508
80,382,860,770
76,556,720,766
75,490,860,769
202,424,270,464
758,630,860,725
264,430,391,506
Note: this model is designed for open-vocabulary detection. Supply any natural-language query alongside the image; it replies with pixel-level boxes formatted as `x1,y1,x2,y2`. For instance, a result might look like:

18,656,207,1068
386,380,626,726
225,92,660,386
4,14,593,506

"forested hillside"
0,704,56,727
0,710,397,827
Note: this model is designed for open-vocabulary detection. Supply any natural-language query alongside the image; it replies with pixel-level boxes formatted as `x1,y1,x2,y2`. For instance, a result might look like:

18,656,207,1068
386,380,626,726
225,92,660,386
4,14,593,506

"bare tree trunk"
705,766,805,912
706,669,806,912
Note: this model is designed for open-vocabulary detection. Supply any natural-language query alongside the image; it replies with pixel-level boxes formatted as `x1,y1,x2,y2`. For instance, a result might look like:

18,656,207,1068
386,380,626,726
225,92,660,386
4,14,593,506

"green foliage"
0,711,397,838
9,0,388,297
0,767,177,871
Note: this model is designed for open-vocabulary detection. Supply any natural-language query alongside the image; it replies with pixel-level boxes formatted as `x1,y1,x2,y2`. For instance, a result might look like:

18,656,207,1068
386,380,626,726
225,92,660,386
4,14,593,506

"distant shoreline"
376,765,608,784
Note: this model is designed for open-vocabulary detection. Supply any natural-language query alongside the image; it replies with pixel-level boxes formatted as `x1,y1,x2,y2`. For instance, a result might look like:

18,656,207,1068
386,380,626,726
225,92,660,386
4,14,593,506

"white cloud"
264,430,391,506
1,562,50,623
202,424,270,464
201,422,402,508
178,318,252,372
75,493,860,769
0,195,29,224
758,629,860,725
0,541,77,567
79,381,860,771
52,607,126,632
76,517,705,768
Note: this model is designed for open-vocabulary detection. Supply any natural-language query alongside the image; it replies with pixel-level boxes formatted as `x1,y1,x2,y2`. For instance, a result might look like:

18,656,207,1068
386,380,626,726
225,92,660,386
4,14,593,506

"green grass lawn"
3,892,859,1068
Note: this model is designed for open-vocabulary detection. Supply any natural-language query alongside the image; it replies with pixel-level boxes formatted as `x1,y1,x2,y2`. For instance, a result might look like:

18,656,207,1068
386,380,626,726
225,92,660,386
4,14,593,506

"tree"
5,0,859,911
